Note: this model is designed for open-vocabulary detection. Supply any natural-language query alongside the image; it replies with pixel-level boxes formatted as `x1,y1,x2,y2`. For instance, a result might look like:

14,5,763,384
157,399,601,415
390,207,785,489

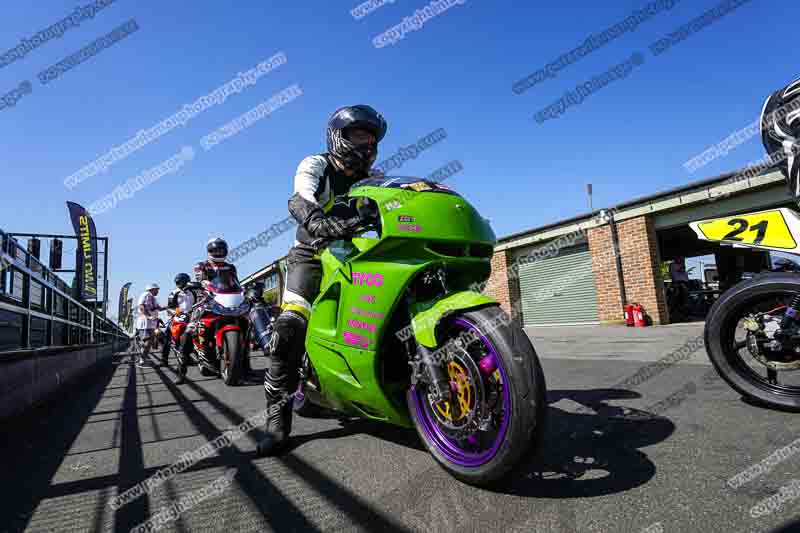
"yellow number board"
696,210,798,249
404,181,433,192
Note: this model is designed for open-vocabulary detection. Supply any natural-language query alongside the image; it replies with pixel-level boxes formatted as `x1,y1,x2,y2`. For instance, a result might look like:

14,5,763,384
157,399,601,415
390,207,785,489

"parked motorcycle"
290,176,547,487
185,274,252,386
690,208,800,410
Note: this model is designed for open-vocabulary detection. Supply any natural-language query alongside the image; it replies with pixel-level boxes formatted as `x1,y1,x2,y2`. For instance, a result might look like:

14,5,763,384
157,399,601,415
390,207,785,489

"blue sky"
0,0,793,320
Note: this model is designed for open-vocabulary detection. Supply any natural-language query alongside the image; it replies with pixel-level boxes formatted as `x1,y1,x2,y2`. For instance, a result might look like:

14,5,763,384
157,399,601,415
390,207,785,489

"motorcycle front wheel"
407,306,547,487
221,330,244,386
705,272,800,411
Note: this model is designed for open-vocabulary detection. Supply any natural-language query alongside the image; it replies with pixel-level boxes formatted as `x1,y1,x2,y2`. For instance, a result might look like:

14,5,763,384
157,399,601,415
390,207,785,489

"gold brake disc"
434,360,474,422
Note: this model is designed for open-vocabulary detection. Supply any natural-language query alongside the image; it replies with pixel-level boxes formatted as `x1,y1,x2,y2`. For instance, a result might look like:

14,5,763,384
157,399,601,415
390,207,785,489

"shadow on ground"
496,387,675,498
291,385,674,501
0,349,679,533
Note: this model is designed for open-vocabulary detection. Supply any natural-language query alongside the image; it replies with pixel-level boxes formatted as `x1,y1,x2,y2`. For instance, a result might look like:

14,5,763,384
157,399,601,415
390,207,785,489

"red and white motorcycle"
187,271,252,386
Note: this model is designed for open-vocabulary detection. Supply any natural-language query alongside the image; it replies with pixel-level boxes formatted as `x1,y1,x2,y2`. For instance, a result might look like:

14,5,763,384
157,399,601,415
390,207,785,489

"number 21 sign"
690,208,800,251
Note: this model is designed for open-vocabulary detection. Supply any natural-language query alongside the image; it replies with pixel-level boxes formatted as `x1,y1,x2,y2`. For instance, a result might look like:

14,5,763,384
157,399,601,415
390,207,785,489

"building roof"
496,163,784,245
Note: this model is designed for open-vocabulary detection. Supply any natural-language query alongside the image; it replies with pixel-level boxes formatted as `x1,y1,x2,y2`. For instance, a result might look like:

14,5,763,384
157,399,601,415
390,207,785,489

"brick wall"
588,215,668,325
588,225,624,323
483,249,520,323
617,216,668,325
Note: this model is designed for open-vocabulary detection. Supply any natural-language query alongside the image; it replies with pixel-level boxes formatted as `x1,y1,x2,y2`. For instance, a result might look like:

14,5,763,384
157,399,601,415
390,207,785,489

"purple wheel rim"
411,317,511,468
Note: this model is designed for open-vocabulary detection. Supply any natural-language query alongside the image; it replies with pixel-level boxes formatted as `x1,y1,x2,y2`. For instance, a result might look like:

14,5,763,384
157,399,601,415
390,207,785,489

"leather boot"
256,394,293,456
176,333,192,384
255,310,304,456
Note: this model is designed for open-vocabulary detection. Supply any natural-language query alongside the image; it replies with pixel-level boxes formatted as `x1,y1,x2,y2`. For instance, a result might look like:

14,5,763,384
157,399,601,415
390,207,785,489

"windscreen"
351,176,460,196
208,269,241,293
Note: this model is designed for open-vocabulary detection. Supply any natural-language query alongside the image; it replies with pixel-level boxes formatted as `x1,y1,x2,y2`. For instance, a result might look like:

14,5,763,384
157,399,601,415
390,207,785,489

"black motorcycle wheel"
705,272,800,411
221,330,243,386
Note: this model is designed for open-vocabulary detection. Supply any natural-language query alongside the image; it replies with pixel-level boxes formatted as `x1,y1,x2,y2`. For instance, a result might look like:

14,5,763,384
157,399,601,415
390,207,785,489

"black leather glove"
289,193,365,239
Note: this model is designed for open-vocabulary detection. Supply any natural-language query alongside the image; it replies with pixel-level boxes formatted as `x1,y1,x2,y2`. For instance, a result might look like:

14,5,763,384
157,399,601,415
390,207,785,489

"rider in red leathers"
187,238,241,375
193,237,240,290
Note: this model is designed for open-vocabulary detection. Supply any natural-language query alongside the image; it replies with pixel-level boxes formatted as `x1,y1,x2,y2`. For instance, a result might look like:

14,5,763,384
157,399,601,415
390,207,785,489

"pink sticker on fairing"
352,272,384,286
398,224,422,232
350,307,385,319
343,331,369,348
347,319,377,333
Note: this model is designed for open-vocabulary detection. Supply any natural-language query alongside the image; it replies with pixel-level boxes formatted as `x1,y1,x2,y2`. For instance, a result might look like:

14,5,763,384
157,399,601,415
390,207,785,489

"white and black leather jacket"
288,153,371,259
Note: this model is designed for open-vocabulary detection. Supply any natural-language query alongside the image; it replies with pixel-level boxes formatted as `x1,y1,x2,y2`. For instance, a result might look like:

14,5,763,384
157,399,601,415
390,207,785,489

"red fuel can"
624,304,635,327
633,304,647,327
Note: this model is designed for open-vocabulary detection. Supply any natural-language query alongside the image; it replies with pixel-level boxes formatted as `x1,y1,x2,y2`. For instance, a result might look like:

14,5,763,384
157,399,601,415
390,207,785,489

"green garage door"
518,244,600,326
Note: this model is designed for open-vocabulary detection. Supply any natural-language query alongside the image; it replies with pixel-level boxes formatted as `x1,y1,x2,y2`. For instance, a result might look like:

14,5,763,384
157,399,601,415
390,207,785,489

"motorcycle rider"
166,273,196,382
194,237,240,288
188,238,241,373
253,104,386,456
761,75,800,198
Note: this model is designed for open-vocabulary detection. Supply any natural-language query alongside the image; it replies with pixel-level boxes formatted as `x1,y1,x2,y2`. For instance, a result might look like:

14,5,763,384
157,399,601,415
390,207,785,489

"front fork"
755,290,800,385
416,344,453,403
780,293,800,330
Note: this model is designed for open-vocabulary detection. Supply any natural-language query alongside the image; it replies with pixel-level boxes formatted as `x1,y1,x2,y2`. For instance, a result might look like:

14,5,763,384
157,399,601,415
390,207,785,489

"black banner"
126,297,134,330
66,201,98,300
119,282,131,324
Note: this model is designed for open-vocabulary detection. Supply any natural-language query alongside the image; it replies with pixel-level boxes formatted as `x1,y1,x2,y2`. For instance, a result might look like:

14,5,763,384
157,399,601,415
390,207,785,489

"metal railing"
0,228,128,354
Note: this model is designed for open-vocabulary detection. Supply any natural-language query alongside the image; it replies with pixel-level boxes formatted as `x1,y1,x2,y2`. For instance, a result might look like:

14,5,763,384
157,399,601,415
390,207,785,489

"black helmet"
326,105,387,173
174,273,190,288
760,76,800,196
207,237,228,263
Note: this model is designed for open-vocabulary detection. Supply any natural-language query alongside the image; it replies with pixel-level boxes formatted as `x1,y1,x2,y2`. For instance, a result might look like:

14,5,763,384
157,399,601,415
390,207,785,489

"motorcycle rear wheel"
407,306,547,487
705,272,800,411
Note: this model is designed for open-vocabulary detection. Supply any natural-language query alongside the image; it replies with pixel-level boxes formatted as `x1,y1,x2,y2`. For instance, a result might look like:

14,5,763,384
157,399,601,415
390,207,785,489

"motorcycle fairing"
409,291,496,349
303,180,498,426
689,208,800,253
214,292,244,308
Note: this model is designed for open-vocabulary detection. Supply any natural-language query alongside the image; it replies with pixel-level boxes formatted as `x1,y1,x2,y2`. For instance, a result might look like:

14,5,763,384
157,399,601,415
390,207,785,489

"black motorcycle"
688,76,800,411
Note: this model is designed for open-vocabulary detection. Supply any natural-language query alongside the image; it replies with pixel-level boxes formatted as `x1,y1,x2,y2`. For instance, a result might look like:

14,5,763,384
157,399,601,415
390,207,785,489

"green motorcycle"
291,175,547,487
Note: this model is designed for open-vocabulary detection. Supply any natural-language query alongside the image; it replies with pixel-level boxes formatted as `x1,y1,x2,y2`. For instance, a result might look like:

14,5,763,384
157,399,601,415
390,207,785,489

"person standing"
135,283,165,367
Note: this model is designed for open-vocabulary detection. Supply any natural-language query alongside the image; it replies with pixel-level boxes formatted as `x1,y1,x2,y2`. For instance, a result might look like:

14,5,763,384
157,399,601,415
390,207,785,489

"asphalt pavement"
2,323,800,533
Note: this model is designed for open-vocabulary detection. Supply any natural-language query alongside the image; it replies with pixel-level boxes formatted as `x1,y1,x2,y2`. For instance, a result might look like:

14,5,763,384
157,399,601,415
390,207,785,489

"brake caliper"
744,313,800,369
